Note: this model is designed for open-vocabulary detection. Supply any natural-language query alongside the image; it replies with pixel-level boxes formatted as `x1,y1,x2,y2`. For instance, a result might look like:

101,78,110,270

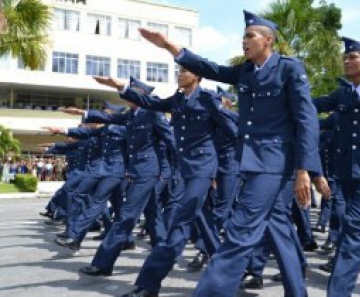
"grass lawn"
0,183,23,193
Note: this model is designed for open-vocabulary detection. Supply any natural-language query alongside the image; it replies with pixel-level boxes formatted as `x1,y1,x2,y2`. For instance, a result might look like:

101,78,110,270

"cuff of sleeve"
174,48,185,62
118,84,129,96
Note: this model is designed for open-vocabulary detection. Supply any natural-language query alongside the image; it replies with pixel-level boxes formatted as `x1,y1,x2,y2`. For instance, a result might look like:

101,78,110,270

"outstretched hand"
58,107,85,116
93,76,125,91
138,28,182,56
42,127,65,134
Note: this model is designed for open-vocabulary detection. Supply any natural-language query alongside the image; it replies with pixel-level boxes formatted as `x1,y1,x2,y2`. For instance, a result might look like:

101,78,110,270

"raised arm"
139,28,241,85
93,76,172,112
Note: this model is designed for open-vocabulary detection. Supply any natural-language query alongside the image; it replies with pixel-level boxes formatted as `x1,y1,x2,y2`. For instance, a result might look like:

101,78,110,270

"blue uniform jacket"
214,110,240,175
175,49,322,176
83,109,176,178
315,86,360,181
47,141,87,174
119,86,238,179
67,125,127,178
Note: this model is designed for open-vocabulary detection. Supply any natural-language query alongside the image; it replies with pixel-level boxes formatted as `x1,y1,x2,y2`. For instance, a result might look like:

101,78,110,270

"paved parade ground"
0,198,360,297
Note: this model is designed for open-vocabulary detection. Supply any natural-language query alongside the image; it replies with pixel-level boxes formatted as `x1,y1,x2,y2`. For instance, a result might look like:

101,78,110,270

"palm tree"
229,0,343,97
0,125,20,158
0,0,51,70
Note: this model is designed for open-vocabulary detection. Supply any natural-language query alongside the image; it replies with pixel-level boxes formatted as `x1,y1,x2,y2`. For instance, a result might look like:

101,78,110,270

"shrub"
15,174,38,192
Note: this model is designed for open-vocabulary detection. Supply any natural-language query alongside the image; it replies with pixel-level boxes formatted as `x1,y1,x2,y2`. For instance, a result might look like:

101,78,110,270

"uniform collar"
254,52,275,72
352,83,360,97
133,107,140,116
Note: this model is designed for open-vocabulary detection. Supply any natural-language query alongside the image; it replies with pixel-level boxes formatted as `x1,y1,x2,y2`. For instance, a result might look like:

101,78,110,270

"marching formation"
37,10,360,297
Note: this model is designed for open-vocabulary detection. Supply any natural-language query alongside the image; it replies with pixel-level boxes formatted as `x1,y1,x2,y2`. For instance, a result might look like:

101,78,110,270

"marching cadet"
91,63,238,297
317,112,345,255
135,9,330,297
313,37,360,297
62,77,176,277
187,86,240,272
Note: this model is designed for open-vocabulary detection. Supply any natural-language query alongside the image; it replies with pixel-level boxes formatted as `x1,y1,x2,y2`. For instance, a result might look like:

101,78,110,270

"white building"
0,0,199,152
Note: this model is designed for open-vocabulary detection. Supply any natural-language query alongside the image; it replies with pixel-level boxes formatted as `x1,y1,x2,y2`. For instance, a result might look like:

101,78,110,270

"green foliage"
0,183,22,193
0,125,20,157
0,0,51,70
228,0,343,97
15,174,38,192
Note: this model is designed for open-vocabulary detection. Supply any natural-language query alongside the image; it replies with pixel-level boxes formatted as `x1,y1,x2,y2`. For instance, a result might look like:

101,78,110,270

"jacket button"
179,148,183,152
247,121,252,126
244,134,250,140
352,145,357,150
182,126,185,130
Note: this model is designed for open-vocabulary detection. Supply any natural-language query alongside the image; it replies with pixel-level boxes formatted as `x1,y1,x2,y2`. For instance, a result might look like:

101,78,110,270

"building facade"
0,0,198,152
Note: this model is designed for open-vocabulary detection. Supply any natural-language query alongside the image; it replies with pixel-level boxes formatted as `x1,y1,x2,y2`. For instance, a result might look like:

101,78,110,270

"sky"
150,0,360,64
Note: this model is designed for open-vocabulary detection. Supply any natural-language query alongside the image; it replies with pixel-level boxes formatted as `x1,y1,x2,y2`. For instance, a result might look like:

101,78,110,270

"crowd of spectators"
0,156,67,183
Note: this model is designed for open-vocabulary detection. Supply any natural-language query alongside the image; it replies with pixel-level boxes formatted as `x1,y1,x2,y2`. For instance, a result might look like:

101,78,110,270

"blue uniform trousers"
144,179,171,247
292,200,315,246
47,187,66,218
247,195,307,278
212,174,242,232
68,176,123,242
134,177,220,294
65,173,99,234
193,173,307,297
91,177,158,272
161,178,186,232
327,181,360,297
327,181,346,244
318,197,332,229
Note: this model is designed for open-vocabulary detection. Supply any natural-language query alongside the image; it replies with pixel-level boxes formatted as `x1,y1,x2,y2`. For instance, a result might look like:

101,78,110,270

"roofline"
126,0,198,13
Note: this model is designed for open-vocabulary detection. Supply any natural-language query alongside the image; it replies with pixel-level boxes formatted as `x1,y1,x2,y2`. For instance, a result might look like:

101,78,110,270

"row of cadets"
114,9,331,297
89,59,238,296
59,76,176,276
44,118,128,251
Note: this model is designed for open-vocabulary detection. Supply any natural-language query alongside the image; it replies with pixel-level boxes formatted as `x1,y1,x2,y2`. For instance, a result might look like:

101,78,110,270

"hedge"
15,174,38,192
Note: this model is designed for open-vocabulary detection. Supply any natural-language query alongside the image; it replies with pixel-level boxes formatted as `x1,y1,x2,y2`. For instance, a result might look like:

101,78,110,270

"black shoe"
45,218,65,226
187,252,209,272
241,272,263,289
39,211,53,218
88,223,101,232
321,240,336,252
56,231,69,239
120,288,158,297
272,272,282,282
92,232,106,241
319,260,334,273
137,228,149,238
303,241,318,252
79,265,112,277
312,225,326,233
122,241,136,251
54,237,80,251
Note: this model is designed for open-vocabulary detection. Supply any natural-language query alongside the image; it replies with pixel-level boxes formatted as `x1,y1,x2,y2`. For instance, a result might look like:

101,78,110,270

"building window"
147,22,168,37
86,13,111,36
174,27,192,47
174,64,180,82
54,9,80,31
117,59,140,79
86,55,111,76
52,52,79,74
118,18,141,40
147,62,168,83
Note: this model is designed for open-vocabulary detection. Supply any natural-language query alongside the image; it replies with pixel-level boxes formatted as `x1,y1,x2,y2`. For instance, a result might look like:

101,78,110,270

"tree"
229,0,343,97
0,125,20,158
0,0,51,70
